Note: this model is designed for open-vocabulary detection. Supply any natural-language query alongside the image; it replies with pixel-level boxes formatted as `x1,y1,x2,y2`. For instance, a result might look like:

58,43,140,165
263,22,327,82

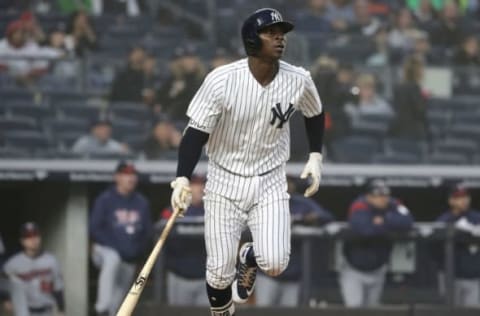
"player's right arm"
171,69,224,211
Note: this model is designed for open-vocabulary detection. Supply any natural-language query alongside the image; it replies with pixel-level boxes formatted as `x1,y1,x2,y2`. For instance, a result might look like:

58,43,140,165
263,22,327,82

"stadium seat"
330,136,378,163
4,131,51,151
0,147,29,158
7,103,52,120
373,152,421,164
448,123,480,142
452,111,480,126
109,103,152,122
428,152,470,165
350,119,389,140
433,138,477,158
123,134,148,152
112,119,149,141
384,138,427,158
55,102,101,121
45,118,89,137
0,116,38,133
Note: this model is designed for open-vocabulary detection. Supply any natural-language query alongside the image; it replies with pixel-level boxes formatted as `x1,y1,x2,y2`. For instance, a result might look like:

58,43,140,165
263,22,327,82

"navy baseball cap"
20,222,40,238
115,161,137,174
366,179,391,196
449,182,470,198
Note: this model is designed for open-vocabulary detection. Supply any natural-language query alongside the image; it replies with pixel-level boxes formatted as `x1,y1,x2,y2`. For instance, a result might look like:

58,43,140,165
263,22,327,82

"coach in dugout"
89,161,153,316
339,179,414,307
433,182,480,307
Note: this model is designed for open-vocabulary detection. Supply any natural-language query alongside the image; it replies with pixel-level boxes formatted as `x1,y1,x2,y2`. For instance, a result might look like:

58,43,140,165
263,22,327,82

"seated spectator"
110,46,147,103
72,118,129,156
161,176,209,306
65,10,98,57
410,30,438,64
47,29,73,56
143,117,182,159
389,55,429,140
326,0,356,32
0,20,55,85
158,46,206,121
142,54,161,109
255,177,334,307
388,8,419,52
429,1,466,54
409,0,438,27
19,11,46,44
452,35,480,66
295,0,332,33
344,73,393,124
432,183,480,307
91,0,142,16
339,179,413,307
349,0,382,37
366,26,389,66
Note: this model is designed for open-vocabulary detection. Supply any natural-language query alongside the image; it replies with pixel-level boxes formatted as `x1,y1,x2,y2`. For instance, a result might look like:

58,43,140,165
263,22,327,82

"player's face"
366,194,390,210
21,235,41,252
92,124,112,143
449,195,470,212
258,25,287,60
115,173,138,193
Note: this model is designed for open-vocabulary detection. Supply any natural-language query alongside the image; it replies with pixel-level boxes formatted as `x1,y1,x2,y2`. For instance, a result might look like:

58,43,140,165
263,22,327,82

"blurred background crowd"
0,0,480,164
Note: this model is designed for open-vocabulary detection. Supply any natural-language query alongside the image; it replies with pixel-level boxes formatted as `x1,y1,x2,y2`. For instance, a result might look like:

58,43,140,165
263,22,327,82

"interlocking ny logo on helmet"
241,8,294,56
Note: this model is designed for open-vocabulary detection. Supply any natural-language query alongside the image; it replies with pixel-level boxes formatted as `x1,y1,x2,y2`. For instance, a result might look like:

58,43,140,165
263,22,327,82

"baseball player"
162,175,209,306
340,179,413,307
433,182,480,307
3,222,64,316
169,8,325,316
255,177,334,307
89,161,153,316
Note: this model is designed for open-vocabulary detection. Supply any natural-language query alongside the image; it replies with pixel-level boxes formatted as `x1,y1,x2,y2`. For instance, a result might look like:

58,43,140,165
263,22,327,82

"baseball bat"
116,207,182,316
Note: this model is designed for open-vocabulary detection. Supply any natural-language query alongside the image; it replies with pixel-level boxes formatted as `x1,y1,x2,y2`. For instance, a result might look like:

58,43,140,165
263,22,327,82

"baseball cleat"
232,242,257,303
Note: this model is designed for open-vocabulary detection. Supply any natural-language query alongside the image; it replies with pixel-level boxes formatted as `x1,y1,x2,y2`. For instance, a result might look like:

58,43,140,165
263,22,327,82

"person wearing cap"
339,179,414,307
159,175,209,306
433,182,480,307
90,161,153,316
71,118,129,157
3,222,65,316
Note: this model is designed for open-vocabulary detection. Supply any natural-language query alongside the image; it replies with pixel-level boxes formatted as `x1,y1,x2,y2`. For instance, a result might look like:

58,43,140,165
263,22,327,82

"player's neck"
248,57,279,87
24,249,40,258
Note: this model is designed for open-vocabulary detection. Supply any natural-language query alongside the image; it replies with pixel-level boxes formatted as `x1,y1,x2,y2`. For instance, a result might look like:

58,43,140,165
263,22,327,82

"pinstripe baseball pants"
204,163,291,289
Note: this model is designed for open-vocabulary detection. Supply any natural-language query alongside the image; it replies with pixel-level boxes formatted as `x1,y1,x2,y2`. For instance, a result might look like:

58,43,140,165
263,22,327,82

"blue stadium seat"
433,138,477,158
452,111,480,126
46,118,89,137
7,102,52,120
0,116,38,132
330,136,378,163
4,131,51,151
350,119,389,140
448,123,480,142
373,152,421,164
112,119,149,141
124,134,148,152
384,138,427,159
0,147,29,158
428,152,469,165
55,102,101,121
109,103,152,121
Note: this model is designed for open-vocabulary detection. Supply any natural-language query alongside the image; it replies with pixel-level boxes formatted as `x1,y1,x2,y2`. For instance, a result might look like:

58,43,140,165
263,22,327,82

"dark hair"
66,10,90,34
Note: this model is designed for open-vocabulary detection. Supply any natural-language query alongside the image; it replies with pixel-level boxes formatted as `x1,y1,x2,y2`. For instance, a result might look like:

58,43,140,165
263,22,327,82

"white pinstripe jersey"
187,58,323,176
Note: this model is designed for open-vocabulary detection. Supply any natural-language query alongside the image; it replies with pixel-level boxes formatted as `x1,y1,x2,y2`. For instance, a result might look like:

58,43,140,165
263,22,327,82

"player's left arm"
298,73,325,197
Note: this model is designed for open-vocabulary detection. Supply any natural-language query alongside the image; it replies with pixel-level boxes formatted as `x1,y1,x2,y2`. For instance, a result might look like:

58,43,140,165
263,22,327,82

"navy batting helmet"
241,8,294,56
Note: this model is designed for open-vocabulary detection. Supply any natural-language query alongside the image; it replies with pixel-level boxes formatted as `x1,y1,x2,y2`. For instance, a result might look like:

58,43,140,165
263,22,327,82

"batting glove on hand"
170,177,192,215
300,152,323,197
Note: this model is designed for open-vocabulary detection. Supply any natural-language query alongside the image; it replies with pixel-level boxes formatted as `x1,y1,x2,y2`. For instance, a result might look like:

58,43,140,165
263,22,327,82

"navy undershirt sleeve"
176,127,209,179
304,112,325,153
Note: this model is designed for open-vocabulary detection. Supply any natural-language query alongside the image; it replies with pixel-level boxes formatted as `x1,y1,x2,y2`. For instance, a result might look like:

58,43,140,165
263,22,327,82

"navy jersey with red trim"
433,209,480,278
343,195,413,271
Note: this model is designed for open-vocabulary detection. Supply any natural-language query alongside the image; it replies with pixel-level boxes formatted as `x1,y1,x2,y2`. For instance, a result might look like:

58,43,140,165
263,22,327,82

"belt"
29,305,53,313
212,162,280,177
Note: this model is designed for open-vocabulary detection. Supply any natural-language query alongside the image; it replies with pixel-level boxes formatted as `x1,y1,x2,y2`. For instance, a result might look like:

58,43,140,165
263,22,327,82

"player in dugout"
339,179,414,307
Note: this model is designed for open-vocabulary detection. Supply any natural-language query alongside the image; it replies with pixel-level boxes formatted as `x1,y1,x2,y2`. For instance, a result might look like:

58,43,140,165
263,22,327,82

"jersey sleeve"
186,70,224,134
297,72,323,118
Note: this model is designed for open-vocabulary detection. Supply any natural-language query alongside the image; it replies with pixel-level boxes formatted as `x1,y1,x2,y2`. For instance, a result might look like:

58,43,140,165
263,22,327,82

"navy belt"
29,305,52,313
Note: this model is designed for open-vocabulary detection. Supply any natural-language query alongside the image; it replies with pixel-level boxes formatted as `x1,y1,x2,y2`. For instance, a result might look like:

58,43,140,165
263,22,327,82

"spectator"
452,35,480,66
3,222,65,316
158,46,206,121
388,8,419,52
433,183,480,307
429,1,466,54
143,117,182,160
255,177,334,307
409,0,438,27
47,29,72,56
90,161,153,316
344,73,393,124
339,179,414,307
142,54,161,109
389,55,429,140
65,10,98,57
91,0,142,16
349,0,382,37
72,118,130,156
0,20,52,85
326,0,356,32
366,26,389,66
210,48,234,70
110,46,147,103
161,176,209,306
19,11,46,44
295,0,332,33
410,30,439,64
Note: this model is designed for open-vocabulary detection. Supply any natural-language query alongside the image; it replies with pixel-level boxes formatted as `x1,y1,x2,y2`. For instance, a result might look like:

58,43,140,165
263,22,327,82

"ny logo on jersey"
271,11,281,22
270,103,294,129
